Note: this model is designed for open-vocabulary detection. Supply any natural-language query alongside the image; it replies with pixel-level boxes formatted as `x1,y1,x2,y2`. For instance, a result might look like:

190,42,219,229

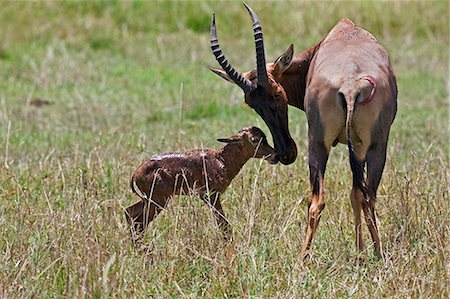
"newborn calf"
125,126,277,239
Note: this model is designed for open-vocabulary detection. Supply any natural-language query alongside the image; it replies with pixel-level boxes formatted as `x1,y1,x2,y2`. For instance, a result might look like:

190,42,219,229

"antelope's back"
308,19,395,94
132,149,228,196
307,19,397,122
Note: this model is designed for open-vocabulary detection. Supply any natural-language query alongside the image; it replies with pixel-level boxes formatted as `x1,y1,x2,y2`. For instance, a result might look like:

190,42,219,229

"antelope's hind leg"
125,199,163,241
349,145,367,256
350,186,365,255
300,140,329,258
362,142,388,259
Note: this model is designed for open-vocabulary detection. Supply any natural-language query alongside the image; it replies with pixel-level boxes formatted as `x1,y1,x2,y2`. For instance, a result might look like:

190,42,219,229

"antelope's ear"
205,65,234,83
273,44,294,77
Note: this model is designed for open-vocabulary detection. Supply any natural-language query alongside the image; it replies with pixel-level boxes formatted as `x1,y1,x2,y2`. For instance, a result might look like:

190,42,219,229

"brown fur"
209,5,397,259
298,19,397,259
125,126,277,240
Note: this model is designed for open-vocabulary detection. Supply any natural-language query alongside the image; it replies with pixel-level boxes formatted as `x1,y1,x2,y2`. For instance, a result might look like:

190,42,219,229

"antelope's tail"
339,84,367,197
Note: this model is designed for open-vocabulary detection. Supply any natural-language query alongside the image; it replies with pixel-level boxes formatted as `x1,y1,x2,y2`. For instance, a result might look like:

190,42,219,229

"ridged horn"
243,2,268,88
210,13,254,93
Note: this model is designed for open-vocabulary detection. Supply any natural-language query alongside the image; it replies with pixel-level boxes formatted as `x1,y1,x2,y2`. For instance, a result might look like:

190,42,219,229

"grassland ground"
0,1,449,297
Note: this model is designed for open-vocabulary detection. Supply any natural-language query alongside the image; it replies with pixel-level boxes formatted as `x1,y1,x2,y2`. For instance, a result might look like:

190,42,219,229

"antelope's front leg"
300,140,329,258
206,193,231,237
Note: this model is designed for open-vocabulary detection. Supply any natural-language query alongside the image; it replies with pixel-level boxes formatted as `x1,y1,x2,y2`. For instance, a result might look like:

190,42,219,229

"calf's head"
209,3,297,165
217,126,278,164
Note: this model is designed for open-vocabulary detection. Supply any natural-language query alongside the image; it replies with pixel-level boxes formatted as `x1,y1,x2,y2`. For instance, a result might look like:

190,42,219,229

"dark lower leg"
364,142,388,258
362,199,383,257
125,200,160,239
208,194,230,236
301,194,325,257
350,187,364,252
301,141,328,257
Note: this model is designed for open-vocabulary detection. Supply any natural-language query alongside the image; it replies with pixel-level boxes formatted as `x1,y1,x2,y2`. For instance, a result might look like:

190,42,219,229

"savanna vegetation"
0,1,448,297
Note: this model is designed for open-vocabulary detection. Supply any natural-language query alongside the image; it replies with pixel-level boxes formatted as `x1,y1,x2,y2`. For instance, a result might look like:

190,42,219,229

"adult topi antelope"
208,3,397,258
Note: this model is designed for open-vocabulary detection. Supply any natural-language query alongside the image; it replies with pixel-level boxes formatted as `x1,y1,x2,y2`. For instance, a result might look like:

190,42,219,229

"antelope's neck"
218,144,253,181
279,41,322,111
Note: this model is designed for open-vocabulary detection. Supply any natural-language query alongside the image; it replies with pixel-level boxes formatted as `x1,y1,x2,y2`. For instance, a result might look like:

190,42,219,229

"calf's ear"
217,137,241,144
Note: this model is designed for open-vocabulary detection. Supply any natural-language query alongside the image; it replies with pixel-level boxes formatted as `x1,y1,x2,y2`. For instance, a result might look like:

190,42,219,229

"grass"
0,1,449,297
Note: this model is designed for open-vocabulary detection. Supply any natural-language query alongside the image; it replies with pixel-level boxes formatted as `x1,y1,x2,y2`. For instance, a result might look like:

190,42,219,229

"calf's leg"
206,193,231,237
125,199,164,240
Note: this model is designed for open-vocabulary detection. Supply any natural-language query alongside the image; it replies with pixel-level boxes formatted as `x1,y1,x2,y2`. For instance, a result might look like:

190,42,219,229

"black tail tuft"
348,139,367,197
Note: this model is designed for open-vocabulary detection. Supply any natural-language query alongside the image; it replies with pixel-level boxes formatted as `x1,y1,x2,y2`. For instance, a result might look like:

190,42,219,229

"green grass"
1,1,449,297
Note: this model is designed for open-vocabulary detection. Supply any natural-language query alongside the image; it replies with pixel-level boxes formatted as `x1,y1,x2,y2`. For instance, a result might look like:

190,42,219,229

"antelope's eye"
250,137,259,144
